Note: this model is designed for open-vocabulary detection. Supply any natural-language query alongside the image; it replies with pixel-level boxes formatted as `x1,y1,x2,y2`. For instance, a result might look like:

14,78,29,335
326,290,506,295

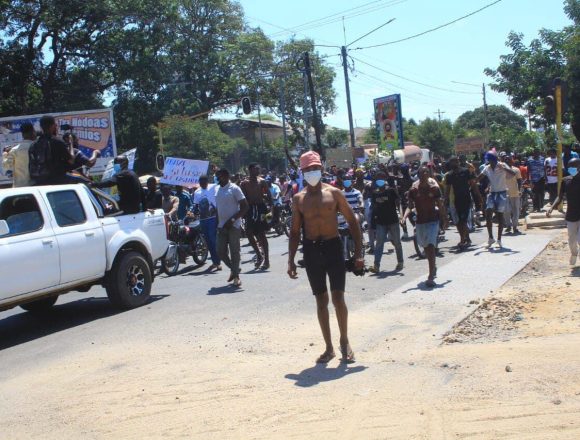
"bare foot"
340,344,355,363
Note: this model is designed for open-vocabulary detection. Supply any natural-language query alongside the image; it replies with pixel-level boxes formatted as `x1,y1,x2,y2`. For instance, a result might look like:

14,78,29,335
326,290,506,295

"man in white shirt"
477,151,516,248
2,123,37,187
193,175,221,271
215,168,249,287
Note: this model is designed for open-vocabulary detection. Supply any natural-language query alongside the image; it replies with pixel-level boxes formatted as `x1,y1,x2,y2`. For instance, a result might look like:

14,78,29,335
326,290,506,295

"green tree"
485,0,579,139
455,105,526,132
160,116,237,167
325,127,349,148
415,118,454,156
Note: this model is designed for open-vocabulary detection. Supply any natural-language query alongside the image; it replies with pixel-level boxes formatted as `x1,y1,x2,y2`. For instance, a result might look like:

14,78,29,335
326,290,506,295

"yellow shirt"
3,140,34,187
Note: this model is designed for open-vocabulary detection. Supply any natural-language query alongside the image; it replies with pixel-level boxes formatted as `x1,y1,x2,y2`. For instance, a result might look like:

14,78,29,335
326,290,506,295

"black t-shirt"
95,170,144,214
39,136,73,184
445,168,475,204
563,175,580,222
145,189,163,210
371,186,400,226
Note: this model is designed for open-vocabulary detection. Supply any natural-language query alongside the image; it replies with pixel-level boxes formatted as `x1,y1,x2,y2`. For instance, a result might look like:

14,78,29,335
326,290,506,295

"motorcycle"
162,215,209,274
338,208,364,260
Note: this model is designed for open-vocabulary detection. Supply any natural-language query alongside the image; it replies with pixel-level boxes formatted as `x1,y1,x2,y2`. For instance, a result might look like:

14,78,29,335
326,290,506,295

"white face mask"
303,170,322,186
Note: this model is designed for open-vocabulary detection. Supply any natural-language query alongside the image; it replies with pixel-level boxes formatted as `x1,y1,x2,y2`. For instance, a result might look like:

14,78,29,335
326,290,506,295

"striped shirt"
343,188,363,211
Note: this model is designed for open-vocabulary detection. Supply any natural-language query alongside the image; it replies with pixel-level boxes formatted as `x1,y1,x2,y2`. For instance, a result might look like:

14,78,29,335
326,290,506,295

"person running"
288,151,362,364
215,168,249,287
193,175,221,271
401,166,447,288
547,158,580,266
369,170,404,273
444,156,481,248
477,151,517,248
240,163,272,270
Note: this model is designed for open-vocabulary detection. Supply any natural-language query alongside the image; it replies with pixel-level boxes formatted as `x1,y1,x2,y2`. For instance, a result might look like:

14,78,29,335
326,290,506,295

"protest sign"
160,157,209,188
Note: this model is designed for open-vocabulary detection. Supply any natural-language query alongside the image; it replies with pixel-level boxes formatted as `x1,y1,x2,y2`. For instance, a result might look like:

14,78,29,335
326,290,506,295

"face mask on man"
113,164,122,174
375,179,386,187
569,167,578,177
343,180,352,188
303,170,322,186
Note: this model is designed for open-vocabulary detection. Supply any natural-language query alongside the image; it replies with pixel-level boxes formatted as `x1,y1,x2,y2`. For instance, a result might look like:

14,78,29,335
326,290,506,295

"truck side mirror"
156,153,165,172
0,219,10,237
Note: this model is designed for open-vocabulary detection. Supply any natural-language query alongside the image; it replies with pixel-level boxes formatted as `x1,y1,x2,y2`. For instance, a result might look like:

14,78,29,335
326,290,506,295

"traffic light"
155,153,165,172
241,97,252,115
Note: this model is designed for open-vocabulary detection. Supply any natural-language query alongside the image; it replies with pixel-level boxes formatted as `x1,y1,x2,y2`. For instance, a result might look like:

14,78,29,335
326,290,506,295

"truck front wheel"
106,251,152,309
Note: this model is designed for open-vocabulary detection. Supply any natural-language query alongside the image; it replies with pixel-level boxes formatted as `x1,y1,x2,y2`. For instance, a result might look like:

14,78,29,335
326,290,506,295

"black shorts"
303,237,346,295
245,203,268,233
454,197,471,223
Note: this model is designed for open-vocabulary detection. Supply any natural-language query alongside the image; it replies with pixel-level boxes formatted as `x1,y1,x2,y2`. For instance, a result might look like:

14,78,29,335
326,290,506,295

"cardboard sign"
160,157,209,188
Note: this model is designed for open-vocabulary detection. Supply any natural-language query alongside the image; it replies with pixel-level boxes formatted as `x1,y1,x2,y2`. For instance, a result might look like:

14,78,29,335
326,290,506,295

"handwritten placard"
160,157,209,188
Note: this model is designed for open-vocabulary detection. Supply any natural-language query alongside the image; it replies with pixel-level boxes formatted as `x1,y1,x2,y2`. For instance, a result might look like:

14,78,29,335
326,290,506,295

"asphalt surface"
0,224,553,377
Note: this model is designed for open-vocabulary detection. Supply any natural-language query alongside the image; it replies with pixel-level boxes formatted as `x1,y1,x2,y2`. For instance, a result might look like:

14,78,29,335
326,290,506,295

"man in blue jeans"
369,170,404,274
193,175,221,271
477,151,517,249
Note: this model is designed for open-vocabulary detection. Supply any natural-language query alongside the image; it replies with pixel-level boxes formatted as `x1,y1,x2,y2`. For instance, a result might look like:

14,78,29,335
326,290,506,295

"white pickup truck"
0,184,169,313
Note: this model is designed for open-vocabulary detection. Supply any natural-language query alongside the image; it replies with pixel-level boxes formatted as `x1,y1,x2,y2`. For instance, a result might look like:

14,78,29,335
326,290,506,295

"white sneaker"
487,238,496,248
570,254,578,266
497,240,503,249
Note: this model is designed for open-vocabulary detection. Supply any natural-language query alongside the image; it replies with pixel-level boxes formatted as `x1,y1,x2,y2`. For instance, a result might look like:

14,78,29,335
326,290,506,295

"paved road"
0,225,544,371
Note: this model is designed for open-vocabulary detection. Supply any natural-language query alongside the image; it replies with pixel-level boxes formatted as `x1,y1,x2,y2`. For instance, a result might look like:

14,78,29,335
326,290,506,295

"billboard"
455,137,485,155
0,108,117,180
374,94,403,151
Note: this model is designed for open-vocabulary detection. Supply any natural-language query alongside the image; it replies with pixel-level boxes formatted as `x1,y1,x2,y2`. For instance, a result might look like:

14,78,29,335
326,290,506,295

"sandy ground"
1,234,579,439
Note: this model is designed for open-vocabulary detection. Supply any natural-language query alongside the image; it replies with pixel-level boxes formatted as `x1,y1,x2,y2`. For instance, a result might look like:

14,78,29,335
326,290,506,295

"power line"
352,56,481,95
351,0,504,50
265,0,407,38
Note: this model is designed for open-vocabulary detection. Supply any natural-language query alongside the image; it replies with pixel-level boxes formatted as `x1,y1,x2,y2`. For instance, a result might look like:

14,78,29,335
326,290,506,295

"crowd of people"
2,114,579,364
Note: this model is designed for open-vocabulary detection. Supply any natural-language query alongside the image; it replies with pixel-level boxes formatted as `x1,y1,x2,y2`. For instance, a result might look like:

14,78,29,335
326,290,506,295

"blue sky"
238,0,571,129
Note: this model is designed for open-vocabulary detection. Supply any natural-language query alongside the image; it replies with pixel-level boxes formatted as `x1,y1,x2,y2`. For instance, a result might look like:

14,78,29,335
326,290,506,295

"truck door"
0,192,60,300
45,189,106,284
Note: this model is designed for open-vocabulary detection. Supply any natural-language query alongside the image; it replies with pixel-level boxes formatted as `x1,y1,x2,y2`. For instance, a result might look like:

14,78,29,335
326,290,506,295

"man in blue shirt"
527,150,546,212
175,186,193,220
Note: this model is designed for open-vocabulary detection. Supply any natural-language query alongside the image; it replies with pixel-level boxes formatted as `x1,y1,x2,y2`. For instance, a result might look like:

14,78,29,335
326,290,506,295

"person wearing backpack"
28,115,74,185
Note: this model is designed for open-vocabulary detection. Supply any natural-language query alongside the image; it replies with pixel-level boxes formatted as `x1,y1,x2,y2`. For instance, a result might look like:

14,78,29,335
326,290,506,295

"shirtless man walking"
240,163,272,269
288,151,363,364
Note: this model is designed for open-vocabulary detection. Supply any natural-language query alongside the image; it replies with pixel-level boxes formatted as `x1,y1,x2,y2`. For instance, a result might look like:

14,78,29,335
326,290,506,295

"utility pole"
278,76,289,169
434,109,446,123
302,73,310,150
303,52,324,159
341,45,357,153
482,83,490,148
256,88,265,151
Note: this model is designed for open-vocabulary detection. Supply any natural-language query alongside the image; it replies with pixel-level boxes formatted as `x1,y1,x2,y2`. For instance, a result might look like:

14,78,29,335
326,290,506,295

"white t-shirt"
193,184,217,219
483,164,509,193
3,139,34,187
544,157,558,184
215,182,246,228
269,183,282,206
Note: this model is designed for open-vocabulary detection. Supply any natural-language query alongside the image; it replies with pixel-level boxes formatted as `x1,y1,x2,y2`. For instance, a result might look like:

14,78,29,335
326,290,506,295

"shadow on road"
207,285,243,295
402,279,452,293
473,246,521,257
0,295,168,351
285,362,367,387
572,267,580,277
